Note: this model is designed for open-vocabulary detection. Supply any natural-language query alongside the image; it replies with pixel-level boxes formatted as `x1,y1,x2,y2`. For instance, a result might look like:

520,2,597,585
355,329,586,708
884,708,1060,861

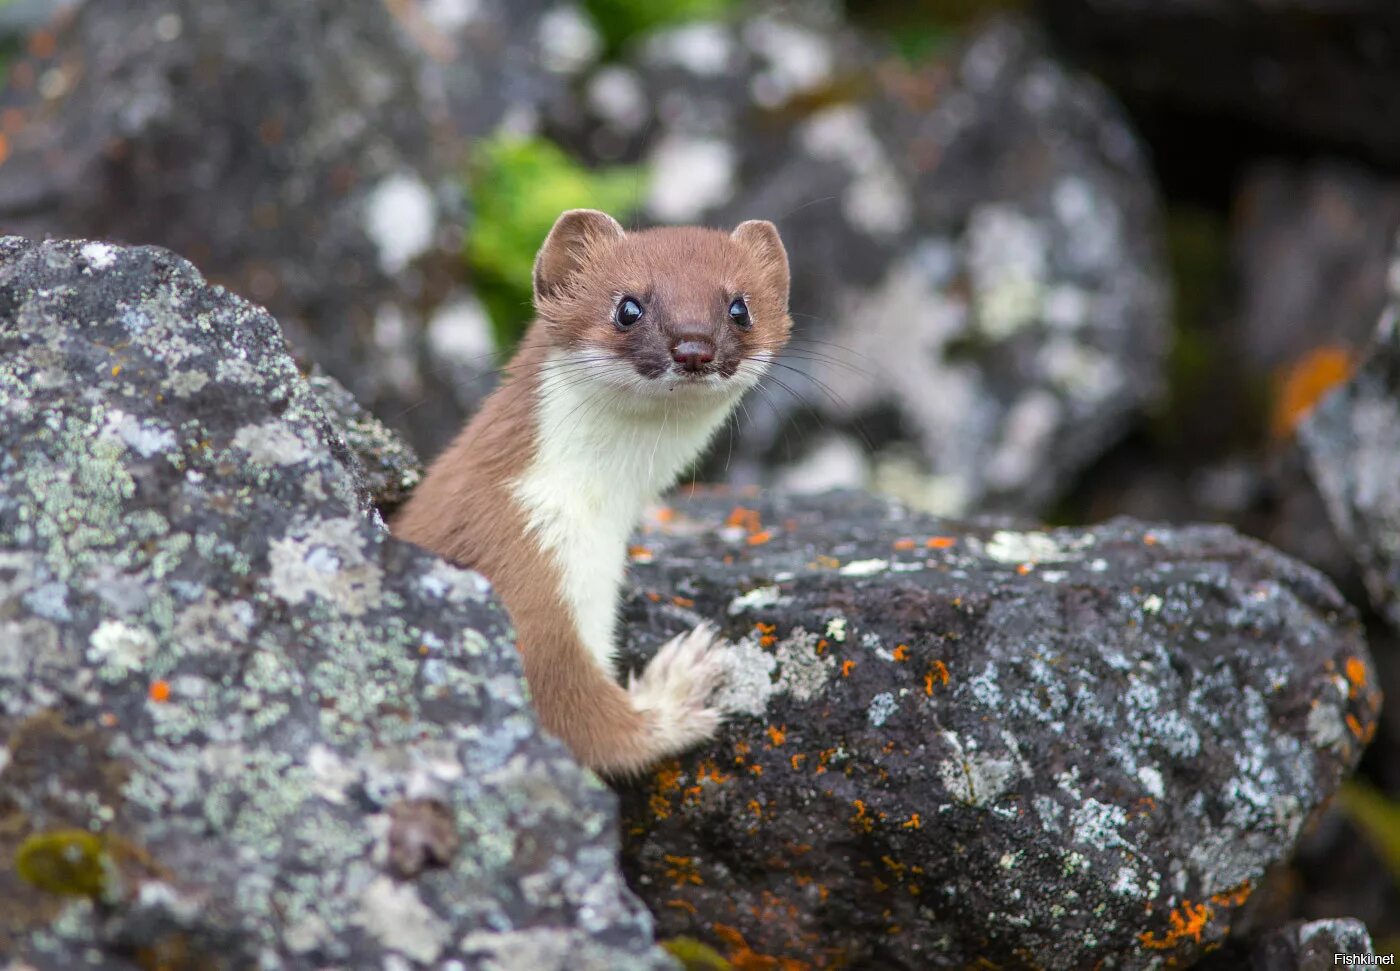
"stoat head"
531,209,791,404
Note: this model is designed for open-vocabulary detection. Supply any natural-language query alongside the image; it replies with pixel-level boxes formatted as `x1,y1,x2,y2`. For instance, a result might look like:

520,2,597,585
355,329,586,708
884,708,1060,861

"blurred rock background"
0,0,1396,957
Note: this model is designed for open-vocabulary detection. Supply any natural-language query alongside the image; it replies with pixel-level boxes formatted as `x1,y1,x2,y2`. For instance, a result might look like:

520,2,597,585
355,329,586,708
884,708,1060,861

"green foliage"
581,0,736,57
465,135,643,353
1339,781,1400,883
15,829,110,897
843,0,1027,64
661,936,733,971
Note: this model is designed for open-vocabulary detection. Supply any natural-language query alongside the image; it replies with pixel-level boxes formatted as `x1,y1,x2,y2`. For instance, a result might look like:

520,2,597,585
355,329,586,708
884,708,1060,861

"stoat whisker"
740,376,800,462
783,330,881,365
752,349,874,382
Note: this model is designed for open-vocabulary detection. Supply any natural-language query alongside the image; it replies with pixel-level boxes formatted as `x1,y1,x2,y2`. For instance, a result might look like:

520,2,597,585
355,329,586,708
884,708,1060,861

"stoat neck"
510,351,737,673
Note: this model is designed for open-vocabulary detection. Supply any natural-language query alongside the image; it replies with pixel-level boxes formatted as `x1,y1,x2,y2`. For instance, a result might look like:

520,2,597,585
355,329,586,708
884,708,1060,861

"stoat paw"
628,622,728,756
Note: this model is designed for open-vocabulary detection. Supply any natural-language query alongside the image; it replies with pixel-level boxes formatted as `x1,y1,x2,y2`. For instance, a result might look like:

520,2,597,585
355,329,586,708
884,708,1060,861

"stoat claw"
628,621,729,757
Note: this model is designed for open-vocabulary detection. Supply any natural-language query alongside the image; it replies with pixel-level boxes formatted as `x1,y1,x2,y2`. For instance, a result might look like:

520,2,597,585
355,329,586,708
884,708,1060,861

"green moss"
15,829,110,897
1148,206,1268,455
465,135,644,353
661,936,733,971
581,0,737,58
1339,781,1400,884
842,0,1027,64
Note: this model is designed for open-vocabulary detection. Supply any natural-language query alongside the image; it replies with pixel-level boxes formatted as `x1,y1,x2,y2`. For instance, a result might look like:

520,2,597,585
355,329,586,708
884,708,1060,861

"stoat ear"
731,219,790,303
533,209,626,302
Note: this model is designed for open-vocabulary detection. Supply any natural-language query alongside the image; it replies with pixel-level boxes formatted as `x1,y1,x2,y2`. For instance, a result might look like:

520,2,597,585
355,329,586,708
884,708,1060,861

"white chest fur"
512,351,741,674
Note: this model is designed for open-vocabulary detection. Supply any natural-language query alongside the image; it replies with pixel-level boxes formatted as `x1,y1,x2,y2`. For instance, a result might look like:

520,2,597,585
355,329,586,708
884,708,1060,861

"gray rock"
552,16,1170,516
398,0,573,140
1235,161,1400,380
0,0,494,460
306,367,422,515
1299,246,1400,634
1253,917,1376,971
1040,0,1400,167
0,236,672,971
614,490,1379,968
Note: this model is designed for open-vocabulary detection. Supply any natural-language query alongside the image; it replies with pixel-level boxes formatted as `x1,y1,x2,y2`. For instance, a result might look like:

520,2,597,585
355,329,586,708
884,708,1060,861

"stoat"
394,209,791,775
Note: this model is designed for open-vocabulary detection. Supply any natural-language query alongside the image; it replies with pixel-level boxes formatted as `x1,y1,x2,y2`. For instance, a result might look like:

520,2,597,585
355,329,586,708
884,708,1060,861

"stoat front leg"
626,622,729,759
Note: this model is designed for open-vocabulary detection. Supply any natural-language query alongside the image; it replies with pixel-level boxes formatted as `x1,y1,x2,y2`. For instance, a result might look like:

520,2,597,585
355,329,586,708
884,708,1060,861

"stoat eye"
728,296,750,329
615,296,644,329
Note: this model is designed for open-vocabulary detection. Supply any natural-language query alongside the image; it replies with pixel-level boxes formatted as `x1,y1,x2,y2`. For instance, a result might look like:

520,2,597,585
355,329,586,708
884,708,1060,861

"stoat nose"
670,337,716,372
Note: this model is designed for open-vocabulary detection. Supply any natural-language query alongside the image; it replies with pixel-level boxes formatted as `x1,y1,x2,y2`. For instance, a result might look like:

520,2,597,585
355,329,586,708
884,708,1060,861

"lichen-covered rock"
390,0,570,141
1299,249,1400,635
550,15,1169,516
306,367,423,515
1252,918,1377,971
0,237,672,971
615,490,1380,968
0,0,494,459
1234,162,1400,385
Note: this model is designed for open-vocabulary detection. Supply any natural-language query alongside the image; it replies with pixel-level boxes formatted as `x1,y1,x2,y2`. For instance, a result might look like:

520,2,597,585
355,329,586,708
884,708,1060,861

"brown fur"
393,211,790,775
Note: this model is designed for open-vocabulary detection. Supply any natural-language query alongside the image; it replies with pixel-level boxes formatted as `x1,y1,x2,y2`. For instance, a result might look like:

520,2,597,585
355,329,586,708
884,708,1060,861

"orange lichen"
747,530,773,546
726,507,762,533
747,799,763,819
851,800,874,832
901,813,922,829
926,536,957,549
672,596,695,608
655,762,684,794
110,365,121,377
1143,533,1159,546
790,754,806,771
649,793,671,819
766,725,786,747
924,660,950,696
1138,900,1212,950
841,659,856,677
711,923,813,971
655,506,676,523
749,764,764,776
1346,713,1365,739
628,545,653,560
664,854,703,887
148,680,171,703
697,760,732,785
665,898,698,915
812,554,840,570
1209,882,1252,908
1272,344,1354,438
1345,656,1367,697
892,644,910,662
893,538,916,551
1016,562,1034,575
